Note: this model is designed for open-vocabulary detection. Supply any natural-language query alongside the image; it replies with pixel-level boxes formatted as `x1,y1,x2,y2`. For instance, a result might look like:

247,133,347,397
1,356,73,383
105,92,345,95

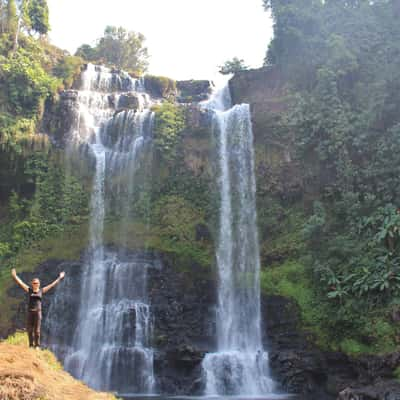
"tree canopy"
76,25,149,76
27,0,50,35
263,0,400,312
218,57,248,75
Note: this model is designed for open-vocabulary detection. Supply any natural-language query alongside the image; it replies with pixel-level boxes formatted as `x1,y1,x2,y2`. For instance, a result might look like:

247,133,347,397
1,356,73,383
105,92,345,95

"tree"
0,1,9,34
1,0,50,53
218,57,248,75
75,44,97,62
94,26,149,75
6,0,17,36
27,0,50,35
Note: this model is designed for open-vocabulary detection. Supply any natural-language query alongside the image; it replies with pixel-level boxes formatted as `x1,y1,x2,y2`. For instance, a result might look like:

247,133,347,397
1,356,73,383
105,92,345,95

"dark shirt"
28,288,43,311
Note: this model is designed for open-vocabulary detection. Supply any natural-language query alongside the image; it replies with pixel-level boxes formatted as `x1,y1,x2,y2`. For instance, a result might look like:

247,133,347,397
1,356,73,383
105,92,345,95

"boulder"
117,92,140,111
338,380,400,400
177,80,211,103
41,90,80,145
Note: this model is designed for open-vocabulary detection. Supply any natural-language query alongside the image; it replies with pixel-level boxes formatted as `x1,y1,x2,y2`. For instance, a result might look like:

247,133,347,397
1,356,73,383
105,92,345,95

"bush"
0,115,36,149
152,102,185,162
150,195,211,266
0,50,57,118
52,55,83,89
218,57,248,75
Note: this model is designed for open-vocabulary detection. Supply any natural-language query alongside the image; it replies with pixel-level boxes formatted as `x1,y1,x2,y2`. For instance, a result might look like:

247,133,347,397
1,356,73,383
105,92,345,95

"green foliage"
0,7,79,150
3,330,28,346
144,75,176,98
218,57,248,75
0,153,89,259
152,195,200,243
0,114,36,148
339,338,370,355
261,261,328,346
0,48,57,117
150,195,211,266
260,0,400,353
52,55,83,89
75,26,149,75
27,0,50,35
152,102,185,162
0,242,11,258
6,0,17,36
75,44,97,61
261,261,399,353
394,366,400,381
258,199,306,263
302,201,327,249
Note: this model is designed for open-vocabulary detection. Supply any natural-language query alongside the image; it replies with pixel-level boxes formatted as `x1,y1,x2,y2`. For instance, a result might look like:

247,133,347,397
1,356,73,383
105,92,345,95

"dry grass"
0,336,116,400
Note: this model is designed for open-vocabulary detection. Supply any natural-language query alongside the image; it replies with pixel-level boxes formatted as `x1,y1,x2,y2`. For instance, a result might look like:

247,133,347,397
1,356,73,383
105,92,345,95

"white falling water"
201,84,276,395
58,64,155,393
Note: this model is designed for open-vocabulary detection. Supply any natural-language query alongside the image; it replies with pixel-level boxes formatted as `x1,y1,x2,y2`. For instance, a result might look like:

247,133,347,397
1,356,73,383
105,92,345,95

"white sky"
47,0,273,81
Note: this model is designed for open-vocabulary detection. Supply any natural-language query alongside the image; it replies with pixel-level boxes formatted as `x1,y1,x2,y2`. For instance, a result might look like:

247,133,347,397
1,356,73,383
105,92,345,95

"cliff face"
3,66,400,400
229,67,400,399
230,67,304,201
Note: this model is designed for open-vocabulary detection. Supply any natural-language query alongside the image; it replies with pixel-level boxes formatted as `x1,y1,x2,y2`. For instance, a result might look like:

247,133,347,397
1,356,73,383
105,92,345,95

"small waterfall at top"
46,64,155,393
201,83,276,395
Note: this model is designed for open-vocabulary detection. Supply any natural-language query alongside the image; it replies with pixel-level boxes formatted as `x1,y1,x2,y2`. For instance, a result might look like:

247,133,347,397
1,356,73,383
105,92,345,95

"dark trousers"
27,310,42,347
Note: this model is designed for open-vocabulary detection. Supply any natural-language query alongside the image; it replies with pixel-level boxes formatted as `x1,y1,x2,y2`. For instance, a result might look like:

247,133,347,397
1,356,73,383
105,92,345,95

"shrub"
152,102,185,162
52,55,83,89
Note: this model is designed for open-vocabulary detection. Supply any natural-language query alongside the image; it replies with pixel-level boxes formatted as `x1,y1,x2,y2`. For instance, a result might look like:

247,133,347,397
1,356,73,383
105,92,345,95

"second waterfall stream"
201,83,277,395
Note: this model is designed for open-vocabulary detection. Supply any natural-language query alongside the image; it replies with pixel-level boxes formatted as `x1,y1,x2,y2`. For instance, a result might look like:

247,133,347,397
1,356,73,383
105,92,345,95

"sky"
47,0,273,81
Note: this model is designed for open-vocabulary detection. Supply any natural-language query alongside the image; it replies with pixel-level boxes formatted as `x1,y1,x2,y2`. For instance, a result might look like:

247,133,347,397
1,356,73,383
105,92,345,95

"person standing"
11,268,65,349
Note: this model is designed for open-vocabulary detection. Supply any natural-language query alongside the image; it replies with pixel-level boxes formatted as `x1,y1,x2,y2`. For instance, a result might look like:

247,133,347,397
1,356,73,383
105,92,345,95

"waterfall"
201,84,276,395
46,64,155,394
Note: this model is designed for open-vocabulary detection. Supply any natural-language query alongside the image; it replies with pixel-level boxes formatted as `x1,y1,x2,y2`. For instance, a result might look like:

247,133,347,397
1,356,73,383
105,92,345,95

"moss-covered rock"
144,75,177,98
176,80,211,103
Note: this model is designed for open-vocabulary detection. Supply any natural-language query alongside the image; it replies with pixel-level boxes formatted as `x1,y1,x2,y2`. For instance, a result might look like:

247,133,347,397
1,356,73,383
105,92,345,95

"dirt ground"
0,343,116,400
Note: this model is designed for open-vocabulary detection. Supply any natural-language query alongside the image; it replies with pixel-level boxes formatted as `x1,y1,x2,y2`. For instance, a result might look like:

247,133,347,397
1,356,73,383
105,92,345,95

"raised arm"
42,271,65,294
11,268,29,293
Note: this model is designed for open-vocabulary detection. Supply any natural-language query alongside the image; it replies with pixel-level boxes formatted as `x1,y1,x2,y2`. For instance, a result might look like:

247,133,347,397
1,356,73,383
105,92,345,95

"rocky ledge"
263,295,400,400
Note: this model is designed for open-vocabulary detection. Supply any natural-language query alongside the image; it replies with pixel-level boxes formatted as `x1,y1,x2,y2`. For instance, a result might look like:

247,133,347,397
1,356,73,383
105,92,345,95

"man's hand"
59,271,65,280
11,268,16,278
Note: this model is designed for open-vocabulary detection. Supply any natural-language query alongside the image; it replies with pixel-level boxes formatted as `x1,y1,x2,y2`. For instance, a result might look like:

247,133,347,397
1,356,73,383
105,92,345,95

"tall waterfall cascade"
46,64,155,394
201,84,277,395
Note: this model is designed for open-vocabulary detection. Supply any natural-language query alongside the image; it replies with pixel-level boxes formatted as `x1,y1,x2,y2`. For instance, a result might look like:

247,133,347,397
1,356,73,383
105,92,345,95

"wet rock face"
177,80,211,103
338,381,400,400
148,257,216,394
8,252,216,395
229,67,287,113
229,67,304,202
262,295,400,400
116,92,140,112
181,105,214,177
262,295,336,400
229,67,288,140
41,90,80,145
